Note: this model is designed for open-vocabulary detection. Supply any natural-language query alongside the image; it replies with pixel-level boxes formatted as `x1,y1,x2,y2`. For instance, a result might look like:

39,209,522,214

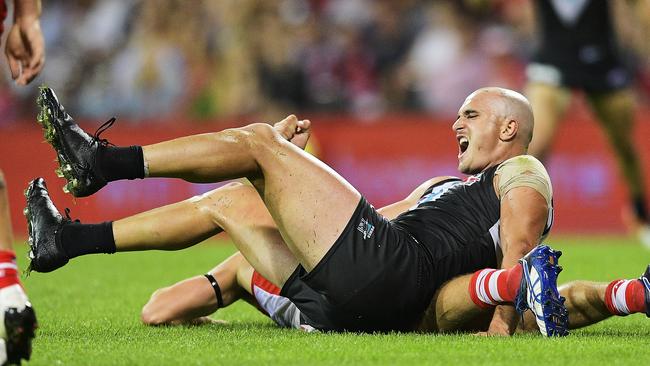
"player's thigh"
204,182,299,287
418,273,493,333
587,88,635,132
525,82,571,157
249,124,361,272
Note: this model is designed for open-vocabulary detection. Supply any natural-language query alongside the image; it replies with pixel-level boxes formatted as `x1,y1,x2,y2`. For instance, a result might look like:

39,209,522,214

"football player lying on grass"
28,86,571,335
141,248,650,334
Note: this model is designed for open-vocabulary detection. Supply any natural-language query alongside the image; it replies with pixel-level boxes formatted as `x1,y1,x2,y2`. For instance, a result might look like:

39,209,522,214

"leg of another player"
0,168,30,295
141,252,254,326
519,281,610,332
525,82,572,160
0,169,37,363
586,90,650,241
520,275,649,332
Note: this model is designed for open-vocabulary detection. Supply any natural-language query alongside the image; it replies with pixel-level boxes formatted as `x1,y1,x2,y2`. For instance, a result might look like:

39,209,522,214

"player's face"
452,92,502,174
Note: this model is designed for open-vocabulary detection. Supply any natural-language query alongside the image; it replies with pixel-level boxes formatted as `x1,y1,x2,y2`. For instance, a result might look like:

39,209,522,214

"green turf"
18,236,650,365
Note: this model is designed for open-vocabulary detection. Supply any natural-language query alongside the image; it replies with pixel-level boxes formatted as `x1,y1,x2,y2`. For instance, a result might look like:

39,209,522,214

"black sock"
97,145,145,182
58,221,116,259
633,195,649,222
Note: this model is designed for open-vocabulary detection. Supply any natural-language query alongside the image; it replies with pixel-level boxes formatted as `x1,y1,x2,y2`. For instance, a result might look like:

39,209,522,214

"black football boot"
3,305,37,365
24,178,70,273
36,86,113,197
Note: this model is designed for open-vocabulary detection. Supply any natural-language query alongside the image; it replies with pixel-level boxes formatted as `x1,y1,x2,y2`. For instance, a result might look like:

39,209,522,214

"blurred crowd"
1,0,649,125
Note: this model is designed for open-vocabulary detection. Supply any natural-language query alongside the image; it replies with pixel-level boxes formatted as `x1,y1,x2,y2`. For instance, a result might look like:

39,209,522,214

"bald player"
25,86,567,335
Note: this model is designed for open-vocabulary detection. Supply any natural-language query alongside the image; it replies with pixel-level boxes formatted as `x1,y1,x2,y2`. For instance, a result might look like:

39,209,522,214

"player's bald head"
465,87,534,147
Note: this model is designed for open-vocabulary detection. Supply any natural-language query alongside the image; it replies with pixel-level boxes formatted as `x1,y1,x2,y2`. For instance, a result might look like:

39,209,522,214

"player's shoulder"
494,154,553,202
496,155,549,177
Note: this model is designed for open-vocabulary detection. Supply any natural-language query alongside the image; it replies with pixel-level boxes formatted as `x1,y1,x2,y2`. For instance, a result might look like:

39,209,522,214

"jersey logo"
357,218,375,240
416,180,462,207
464,175,480,184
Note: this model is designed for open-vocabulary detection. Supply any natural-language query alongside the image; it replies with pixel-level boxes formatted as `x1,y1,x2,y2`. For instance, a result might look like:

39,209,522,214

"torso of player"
392,166,502,261
393,159,554,263
532,0,621,71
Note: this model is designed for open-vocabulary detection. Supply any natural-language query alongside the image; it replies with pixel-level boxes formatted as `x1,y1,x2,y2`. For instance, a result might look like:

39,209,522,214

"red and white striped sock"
469,264,523,308
604,279,645,316
0,250,20,289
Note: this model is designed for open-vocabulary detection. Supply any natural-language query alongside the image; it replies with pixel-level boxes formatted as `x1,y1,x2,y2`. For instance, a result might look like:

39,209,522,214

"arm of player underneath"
376,176,458,220
488,156,552,335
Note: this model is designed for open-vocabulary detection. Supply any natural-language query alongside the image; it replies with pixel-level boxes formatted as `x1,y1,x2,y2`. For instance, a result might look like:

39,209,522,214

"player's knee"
193,182,256,215
0,169,5,187
245,123,281,148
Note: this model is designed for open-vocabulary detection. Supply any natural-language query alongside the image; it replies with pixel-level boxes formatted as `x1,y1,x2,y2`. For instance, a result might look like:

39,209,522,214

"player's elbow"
141,289,174,326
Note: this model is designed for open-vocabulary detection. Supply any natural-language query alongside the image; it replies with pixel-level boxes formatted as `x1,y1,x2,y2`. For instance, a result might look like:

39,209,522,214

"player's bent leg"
525,82,571,160
36,87,360,272
234,120,361,271
587,90,650,247
146,119,362,271
141,252,250,326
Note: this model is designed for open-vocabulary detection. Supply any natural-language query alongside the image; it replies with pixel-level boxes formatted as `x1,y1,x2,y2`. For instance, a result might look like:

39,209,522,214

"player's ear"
500,119,518,141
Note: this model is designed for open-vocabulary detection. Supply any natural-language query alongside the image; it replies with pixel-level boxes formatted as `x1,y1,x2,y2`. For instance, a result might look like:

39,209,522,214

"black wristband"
204,273,224,308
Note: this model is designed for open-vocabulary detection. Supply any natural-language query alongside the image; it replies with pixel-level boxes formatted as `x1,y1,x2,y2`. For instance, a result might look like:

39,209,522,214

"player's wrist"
13,15,41,31
13,0,41,21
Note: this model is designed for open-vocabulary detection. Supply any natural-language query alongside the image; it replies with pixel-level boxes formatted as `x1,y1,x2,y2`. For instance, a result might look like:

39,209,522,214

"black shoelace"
91,117,117,147
63,208,80,224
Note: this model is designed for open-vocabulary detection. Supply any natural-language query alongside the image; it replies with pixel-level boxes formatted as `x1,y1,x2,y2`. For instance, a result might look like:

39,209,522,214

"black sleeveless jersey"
530,0,630,91
392,165,502,267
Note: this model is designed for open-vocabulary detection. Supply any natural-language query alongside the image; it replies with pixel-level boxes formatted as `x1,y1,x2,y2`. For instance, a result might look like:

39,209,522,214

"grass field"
18,236,650,365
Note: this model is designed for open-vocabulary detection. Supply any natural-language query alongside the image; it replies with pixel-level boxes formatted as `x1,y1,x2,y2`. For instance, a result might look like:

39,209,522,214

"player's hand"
5,16,45,85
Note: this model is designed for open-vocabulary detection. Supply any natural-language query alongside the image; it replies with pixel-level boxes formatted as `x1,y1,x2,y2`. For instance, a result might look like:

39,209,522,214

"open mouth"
458,136,469,157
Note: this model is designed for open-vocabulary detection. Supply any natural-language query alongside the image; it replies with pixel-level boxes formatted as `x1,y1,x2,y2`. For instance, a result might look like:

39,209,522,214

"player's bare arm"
486,156,553,335
488,186,549,335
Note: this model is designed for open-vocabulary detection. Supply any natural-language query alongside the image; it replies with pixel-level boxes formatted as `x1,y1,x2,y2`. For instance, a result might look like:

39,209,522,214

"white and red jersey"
250,271,315,332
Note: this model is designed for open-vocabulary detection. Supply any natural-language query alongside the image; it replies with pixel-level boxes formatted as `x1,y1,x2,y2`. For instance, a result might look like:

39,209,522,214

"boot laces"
63,208,80,223
91,117,117,147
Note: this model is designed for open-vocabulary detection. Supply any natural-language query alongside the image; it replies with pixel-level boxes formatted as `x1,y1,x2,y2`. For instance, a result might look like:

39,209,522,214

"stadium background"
1,0,650,235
